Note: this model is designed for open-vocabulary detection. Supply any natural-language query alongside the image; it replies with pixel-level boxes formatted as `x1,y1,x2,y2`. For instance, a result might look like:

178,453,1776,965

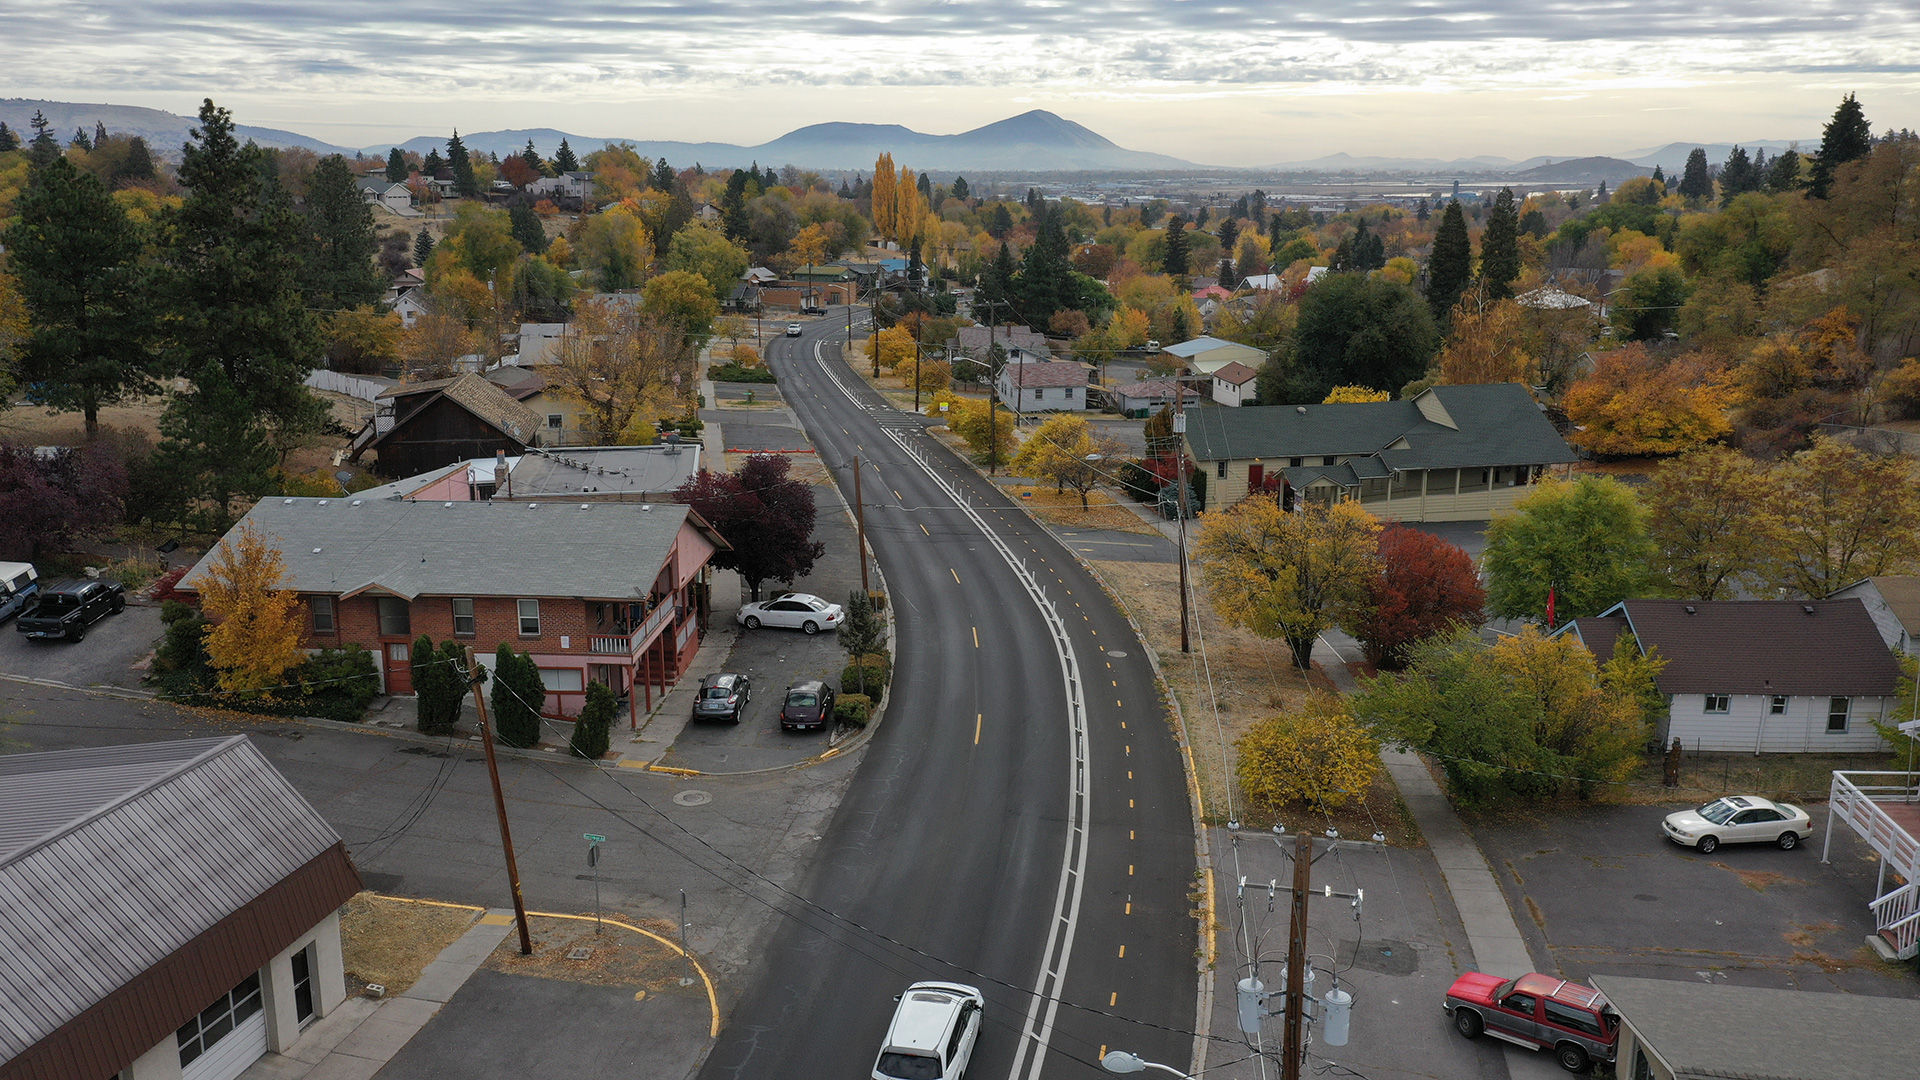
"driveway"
0,600,161,691
1471,802,1920,997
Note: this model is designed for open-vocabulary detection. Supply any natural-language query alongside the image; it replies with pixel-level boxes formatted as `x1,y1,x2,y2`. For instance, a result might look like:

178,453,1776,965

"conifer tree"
446,130,476,197
1425,200,1472,322
27,111,60,169
1163,214,1190,276
522,139,542,174
1810,92,1873,198
509,202,548,254
1218,256,1237,290
553,138,579,173
302,155,385,309
1677,148,1712,203
917,171,931,198
413,227,435,264
1415,197,1429,222
71,127,93,151
93,121,108,147
1766,149,1803,193
422,147,444,176
0,122,18,152
1718,146,1755,207
1479,187,1521,300
385,147,407,182
116,138,155,185
951,175,969,201
1218,215,1240,254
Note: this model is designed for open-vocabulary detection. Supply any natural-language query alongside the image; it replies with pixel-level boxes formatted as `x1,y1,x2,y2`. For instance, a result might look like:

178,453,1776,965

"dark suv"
778,680,836,731
691,672,751,723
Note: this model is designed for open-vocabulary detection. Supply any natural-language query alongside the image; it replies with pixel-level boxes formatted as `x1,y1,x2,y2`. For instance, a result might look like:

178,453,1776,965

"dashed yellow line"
972,626,979,648
974,713,982,744
920,524,929,535
951,568,961,584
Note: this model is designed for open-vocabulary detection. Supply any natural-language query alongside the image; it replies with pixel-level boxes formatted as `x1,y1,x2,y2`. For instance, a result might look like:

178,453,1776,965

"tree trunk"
1287,633,1315,672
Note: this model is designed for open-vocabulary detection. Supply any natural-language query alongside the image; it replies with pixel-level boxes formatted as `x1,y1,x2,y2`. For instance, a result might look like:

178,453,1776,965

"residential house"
1239,273,1281,291
742,267,779,287
1110,378,1200,416
353,374,544,478
1826,576,1920,656
484,366,589,445
354,177,418,216
760,266,855,308
0,738,361,1080
1558,598,1902,753
1182,383,1577,520
1592,975,1912,1080
1157,335,1266,377
724,280,761,312
997,360,1089,415
528,171,592,203
391,288,430,329
1210,361,1259,407
349,441,702,505
694,203,720,223
509,322,571,366
948,324,1050,370
181,496,729,722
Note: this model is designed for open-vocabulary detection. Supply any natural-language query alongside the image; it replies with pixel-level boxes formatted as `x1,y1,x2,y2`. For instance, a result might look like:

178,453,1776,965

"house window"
1770,695,1788,715
1217,460,1228,478
547,413,564,430
310,596,335,634
516,599,540,636
1703,694,1730,714
377,597,410,637
177,972,262,1067
1828,696,1850,732
452,598,475,637
1322,456,1336,466
539,667,585,693
292,944,316,1024
1290,457,1303,467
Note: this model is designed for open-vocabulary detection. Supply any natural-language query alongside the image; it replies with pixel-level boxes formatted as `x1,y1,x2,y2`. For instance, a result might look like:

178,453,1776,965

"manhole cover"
674,790,713,806
1106,650,1128,658
566,947,593,960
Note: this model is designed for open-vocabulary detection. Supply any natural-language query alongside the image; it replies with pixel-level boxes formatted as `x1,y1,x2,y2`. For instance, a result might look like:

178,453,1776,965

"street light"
1100,1050,1192,1078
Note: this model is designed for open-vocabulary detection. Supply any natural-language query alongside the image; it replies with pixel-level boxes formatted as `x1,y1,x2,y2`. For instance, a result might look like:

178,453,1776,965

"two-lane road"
698,314,1199,1079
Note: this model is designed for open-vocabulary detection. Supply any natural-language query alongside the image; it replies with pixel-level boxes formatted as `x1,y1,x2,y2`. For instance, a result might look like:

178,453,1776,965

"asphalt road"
0,599,161,691
698,313,1198,1079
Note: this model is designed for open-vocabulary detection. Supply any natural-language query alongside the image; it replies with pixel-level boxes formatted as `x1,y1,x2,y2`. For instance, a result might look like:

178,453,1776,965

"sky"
5,1,1919,166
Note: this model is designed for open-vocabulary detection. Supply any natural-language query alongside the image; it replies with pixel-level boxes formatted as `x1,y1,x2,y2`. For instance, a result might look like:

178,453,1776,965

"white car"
737,592,843,634
872,981,983,1080
785,322,803,336
1662,795,1812,854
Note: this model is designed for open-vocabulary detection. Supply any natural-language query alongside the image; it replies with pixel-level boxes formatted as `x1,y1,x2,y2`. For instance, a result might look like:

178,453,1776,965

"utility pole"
465,646,533,955
987,300,999,475
1173,368,1191,653
852,454,869,593
912,336,923,412
1280,829,1312,1080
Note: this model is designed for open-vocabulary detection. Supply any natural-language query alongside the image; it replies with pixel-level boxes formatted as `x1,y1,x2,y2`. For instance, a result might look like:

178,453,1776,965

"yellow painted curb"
528,910,723,1038
648,764,703,777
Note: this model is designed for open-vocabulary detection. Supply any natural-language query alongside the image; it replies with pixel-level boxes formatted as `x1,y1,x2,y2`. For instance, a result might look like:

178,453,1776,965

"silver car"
1663,795,1812,854
691,672,751,723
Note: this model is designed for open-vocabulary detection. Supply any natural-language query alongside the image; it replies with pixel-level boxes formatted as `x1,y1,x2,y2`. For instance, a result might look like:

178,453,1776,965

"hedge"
835,694,872,727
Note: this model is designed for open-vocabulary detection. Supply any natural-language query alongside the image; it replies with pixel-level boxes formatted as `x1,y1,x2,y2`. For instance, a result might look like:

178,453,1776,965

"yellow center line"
920,524,930,535
974,713,982,744
1129,799,1134,808
1118,945,1125,957
1130,830,1135,840
1125,902,1132,915
1128,864,1134,875
1128,770,1133,779
972,626,979,647
1110,992,1118,1006
951,568,962,584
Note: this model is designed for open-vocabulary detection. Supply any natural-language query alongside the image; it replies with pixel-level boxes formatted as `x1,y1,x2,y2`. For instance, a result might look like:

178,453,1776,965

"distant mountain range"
1619,140,1814,175
0,98,348,156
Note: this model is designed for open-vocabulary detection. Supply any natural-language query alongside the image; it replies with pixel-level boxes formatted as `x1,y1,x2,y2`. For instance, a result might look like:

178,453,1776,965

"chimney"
497,449,510,498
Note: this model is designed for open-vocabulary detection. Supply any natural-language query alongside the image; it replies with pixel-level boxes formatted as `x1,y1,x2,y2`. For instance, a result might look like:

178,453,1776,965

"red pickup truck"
1443,971,1617,1073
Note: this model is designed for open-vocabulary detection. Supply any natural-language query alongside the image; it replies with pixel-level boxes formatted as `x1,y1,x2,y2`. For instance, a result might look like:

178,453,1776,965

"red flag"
1545,585,1557,628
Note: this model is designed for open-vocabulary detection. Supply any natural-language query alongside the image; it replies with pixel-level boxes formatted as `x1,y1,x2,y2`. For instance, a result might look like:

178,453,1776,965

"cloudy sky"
6,1,1917,164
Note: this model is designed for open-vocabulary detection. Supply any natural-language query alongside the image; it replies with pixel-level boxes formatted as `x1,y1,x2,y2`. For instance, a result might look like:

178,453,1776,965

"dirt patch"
1711,863,1807,892
1617,751,1893,806
339,892,481,995
1783,921,1840,948
484,914,704,1000
1003,484,1153,532
0,395,171,444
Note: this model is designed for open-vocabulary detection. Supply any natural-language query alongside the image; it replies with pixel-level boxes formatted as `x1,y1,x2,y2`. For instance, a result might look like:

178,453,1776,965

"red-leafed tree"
675,453,825,600
1350,524,1486,670
0,440,127,561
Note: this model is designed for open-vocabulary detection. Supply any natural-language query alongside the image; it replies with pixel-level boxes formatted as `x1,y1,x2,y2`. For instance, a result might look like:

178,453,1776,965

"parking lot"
0,596,161,691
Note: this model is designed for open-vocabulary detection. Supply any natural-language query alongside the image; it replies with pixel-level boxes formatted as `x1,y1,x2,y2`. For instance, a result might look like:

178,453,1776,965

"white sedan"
737,592,843,634
1662,795,1812,854
785,323,803,336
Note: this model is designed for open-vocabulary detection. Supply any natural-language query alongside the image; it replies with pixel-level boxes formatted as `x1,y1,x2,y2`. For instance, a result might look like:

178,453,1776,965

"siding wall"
1200,460,1545,521
1664,693,1892,753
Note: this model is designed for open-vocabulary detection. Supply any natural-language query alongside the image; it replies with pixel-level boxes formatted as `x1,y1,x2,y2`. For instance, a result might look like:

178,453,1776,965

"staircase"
1825,771,1920,961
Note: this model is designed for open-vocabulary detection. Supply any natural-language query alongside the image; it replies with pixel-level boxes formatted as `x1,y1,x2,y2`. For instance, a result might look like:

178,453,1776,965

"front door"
385,641,413,694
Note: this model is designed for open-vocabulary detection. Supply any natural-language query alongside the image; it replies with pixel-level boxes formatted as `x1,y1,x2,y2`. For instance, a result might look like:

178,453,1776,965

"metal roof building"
0,738,361,1080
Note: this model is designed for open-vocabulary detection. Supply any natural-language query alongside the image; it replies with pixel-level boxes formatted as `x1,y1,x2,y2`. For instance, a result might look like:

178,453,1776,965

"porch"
1822,770,1920,959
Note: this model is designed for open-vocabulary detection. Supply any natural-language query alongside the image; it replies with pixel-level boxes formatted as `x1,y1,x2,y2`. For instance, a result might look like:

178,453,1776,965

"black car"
17,579,125,642
778,680,836,731
691,672,751,723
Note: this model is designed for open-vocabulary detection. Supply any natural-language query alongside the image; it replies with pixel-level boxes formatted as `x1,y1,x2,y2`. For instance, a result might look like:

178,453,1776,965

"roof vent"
350,499,363,506
640,504,652,511
283,498,294,505
528,503,538,509
444,501,453,508
311,547,322,554
317,499,328,506
1684,605,1695,615
1803,604,1816,615
1296,406,1307,414
579,504,590,510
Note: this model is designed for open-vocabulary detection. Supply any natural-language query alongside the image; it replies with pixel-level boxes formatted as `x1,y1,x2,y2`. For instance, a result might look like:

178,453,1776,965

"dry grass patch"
484,914,705,1001
1712,864,1807,893
1004,484,1149,532
339,892,480,995
1616,752,1894,807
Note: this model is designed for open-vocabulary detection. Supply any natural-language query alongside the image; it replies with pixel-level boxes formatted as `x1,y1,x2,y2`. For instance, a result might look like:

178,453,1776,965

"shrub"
491,644,546,748
151,606,213,698
1236,692,1381,809
841,655,889,704
1118,460,1161,502
412,636,467,734
710,363,776,383
290,646,381,722
840,589,886,657
835,693,872,727
150,566,192,602
571,682,615,759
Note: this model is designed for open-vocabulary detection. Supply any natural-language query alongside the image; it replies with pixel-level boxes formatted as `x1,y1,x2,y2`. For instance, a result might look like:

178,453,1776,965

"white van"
0,562,40,624
872,982,983,1080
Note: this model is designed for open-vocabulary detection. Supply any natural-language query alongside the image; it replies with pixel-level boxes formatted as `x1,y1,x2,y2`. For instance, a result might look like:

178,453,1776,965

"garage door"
179,972,269,1080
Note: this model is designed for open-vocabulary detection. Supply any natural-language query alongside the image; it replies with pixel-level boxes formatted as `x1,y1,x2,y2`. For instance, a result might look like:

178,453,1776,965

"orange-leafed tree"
499,154,539,190
199,523,307,695
1437,294,1535,387
1563,344,1732,456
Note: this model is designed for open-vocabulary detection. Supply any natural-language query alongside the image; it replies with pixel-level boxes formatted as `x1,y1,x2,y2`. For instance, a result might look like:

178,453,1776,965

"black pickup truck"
16,580,126,642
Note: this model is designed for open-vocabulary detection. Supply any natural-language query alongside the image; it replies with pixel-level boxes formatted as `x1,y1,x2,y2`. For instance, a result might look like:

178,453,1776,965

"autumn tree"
197,523,307,696
1760,436,1920,598
1482,476,1657,623
1196,497,1381,670
1563,345,1731,456
643,269,720,346
1236,692,1380,809
871,153,897,242
0,441,127,561
933,395,1016,467
675,453,826,600
324,306,402,374
664,224,750,302
1351,525,1485,669
1321,385,1391,404
1436,293,1534,387
1641,445,1775,601
867,324,917,373
574,204,652,290
1010,413,1126,508
545,298,686,444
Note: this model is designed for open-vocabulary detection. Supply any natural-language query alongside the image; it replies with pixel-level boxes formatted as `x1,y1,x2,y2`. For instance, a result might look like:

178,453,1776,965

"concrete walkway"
239,911,516,1080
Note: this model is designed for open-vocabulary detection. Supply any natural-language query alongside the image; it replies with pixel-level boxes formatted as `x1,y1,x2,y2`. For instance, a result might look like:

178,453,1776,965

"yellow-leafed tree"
1236,692,1381,809
1010,413,1126,508
1196,497,1381,670
199,523,307,696
1562,344,1732,456
894,167,924,245
1322,385,1391,404
870,153,897,243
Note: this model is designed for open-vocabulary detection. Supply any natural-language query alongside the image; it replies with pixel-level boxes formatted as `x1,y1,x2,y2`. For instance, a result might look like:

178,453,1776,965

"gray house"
1593,975,1913,1080
1827,576,1920,656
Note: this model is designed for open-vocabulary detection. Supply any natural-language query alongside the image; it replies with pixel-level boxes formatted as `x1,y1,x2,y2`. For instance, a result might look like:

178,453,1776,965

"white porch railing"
1869,883,1920,960
1825,771,1920,960
587,601,677,657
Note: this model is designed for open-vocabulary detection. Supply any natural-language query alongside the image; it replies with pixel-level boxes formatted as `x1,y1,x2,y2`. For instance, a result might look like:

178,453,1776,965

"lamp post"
1100,1051,1192,1079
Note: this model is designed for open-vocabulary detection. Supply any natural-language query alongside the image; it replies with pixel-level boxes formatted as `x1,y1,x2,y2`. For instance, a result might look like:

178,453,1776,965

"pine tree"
1017,206,1073,322
1416,197,1430,222
1810,92,1873,198
423,148,445,176
1163,214,1190,276
1218,215,1240,254
1718,146,1754,207
980,241,1018,312
917,171,931,198
1597,179,1609,201
652,157,674,191
1479,188,1521,300
1677,148,1712,203
446,131,476,197
71,127,93,151
553,138,579,173
1766,149,1803,193
116,137,155,185
1218,256,1237,290
510,202,548,254
385,147,407,182
1425,200,1472,321
93,121,108,147
27,110,59,169
301,155,385,309
950,175,970,201
413,227,435,264
521,140,542,175
0,122,18,152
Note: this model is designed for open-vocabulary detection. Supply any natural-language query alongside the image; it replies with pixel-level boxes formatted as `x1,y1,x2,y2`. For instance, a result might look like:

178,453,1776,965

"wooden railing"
587,601,677,657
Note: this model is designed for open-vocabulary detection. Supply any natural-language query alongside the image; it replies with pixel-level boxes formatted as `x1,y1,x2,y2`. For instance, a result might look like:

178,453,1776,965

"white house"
391,288,430,329
1560,598,1903,753
1826,576,1920,656
355,177,417,216
1157,335,1266,377
1210,361,1259,407
529,171,592,202
1239,273,1281,291
997,360,1089,414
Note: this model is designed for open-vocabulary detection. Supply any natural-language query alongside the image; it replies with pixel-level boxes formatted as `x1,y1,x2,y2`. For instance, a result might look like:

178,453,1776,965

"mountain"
1619,140,1814,175
0,99,351,156
1510,156,1651,184
365,110,1193,172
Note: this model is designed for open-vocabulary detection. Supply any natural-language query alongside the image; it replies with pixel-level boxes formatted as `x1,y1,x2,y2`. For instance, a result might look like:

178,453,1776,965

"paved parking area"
0,600,161,691
1471,802,1920,997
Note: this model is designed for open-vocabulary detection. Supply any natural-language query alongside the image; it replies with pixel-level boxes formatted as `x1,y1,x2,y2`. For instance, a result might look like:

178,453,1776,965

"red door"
1247,464,1265,490
385,641,413,694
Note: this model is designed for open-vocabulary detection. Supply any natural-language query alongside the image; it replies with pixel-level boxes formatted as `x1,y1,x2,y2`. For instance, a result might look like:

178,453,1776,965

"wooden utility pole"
465,645,533,955
1280,829,1312,1080
1173,368,1192,653
852,454,869,593
912,336,923,412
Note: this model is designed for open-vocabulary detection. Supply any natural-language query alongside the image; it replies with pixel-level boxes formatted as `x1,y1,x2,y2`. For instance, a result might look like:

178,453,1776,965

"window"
177,972,262,1066
1501,992,1536,1017
1543,1000,1602,1037
1322,456,1336,466
452,598,475,637
1216,460,1228,478
292,944,315,1023
1703,694,1730,714
547,413,564,429
1770,695,1788,714
1290,457,1303,467
539,667,584,692
518,599,541,636
377,597,410,637
310,595,335,634
1828,696,1850,732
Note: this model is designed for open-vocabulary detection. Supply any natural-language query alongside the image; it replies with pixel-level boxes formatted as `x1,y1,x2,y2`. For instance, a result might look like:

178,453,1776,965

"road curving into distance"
696,310,1197,1080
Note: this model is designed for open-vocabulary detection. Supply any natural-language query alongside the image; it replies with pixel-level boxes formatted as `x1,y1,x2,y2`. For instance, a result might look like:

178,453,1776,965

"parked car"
17,579,127,642
872,981,983,1080
800,304,827,315
737,592,843,634
0,562,40,624
779,680,836,731
785,323,803,336
691,672,752,724
1662,795,1812,854
1444,971,1616,1073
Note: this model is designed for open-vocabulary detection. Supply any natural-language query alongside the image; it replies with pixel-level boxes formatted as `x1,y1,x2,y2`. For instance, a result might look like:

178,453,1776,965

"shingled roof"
373,373,544,446
1003,361,1087,388
1561,599,1901,696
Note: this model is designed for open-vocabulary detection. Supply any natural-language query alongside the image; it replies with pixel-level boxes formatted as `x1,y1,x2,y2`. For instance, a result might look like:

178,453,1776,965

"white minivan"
0,562,40,624
872,981,983,1080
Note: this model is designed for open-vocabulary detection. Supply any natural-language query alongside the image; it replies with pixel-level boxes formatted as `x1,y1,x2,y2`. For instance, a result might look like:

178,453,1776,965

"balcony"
587,600,677,658
1824,771,1920,959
